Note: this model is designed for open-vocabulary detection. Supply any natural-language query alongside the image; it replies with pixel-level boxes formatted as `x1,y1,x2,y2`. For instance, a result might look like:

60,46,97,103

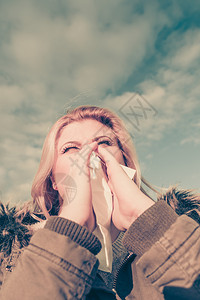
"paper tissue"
89,151,136,272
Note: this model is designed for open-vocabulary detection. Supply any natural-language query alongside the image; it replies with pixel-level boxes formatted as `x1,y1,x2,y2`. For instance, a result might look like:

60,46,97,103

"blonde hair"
31,105,155,218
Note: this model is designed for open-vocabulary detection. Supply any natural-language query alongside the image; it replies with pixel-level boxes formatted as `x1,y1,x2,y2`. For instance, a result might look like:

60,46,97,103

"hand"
59,142,98,231
96,146,154,231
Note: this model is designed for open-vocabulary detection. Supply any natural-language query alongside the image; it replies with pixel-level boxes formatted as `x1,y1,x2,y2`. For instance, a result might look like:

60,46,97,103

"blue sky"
0,0,200,205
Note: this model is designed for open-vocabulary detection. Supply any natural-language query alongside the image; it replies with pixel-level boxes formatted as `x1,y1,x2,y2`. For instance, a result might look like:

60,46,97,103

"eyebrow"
59,135,114,152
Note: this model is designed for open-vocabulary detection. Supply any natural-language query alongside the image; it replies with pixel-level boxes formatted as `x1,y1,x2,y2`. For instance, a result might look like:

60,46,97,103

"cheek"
52,158,71,187
52,159,77,202
53,156,70,172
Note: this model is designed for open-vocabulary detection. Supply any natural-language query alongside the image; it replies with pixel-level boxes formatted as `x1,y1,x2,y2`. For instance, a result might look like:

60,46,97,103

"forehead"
57,119,114,145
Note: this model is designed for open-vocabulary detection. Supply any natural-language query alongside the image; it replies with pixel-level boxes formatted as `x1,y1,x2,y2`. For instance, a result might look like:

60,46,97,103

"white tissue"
89,151,136,272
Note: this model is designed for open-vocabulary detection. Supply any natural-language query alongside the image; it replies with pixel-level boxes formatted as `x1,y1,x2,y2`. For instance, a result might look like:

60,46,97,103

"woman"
0,105,200,299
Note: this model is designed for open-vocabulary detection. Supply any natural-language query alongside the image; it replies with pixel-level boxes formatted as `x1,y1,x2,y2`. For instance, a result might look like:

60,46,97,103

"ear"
50,175,58,191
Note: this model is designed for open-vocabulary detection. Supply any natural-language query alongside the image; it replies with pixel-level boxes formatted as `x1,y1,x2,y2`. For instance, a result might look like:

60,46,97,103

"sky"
0,0,200,205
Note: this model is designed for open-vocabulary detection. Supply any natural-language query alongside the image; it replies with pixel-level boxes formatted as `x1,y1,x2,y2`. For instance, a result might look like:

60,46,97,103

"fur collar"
0,187,200,257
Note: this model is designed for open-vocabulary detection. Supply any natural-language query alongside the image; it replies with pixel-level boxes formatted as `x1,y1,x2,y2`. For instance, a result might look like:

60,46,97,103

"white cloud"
0,0,169,95
180,122,200,145
167,29,200,69
181,135,200,145
102,26,200,147
0,85,25,111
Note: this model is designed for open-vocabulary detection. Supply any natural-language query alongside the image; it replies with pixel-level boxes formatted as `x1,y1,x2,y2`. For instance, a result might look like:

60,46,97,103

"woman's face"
51,119,124,198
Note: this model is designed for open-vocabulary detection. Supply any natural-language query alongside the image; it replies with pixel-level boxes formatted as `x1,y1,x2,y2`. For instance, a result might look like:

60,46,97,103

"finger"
95,145,115,166
107,179,114,193
96,145,122,179
83,141,99,166
77,141,98,175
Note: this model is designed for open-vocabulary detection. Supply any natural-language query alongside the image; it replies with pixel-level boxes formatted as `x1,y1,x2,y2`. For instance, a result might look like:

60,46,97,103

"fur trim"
157,186,200,224
0,203,37,257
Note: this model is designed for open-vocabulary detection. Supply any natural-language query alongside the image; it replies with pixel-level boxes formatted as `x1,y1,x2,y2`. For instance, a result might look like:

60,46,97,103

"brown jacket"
0,189,200,299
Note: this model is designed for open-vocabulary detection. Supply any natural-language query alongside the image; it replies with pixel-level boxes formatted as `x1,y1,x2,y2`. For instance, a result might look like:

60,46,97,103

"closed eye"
62,146,79,154
98,140,113,146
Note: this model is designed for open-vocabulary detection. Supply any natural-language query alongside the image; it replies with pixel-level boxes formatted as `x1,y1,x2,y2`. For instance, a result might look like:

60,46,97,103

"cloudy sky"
0,0,200,205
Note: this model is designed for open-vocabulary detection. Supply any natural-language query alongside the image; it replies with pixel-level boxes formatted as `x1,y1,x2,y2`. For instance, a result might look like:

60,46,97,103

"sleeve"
0,217,102,300
123,200,200,299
